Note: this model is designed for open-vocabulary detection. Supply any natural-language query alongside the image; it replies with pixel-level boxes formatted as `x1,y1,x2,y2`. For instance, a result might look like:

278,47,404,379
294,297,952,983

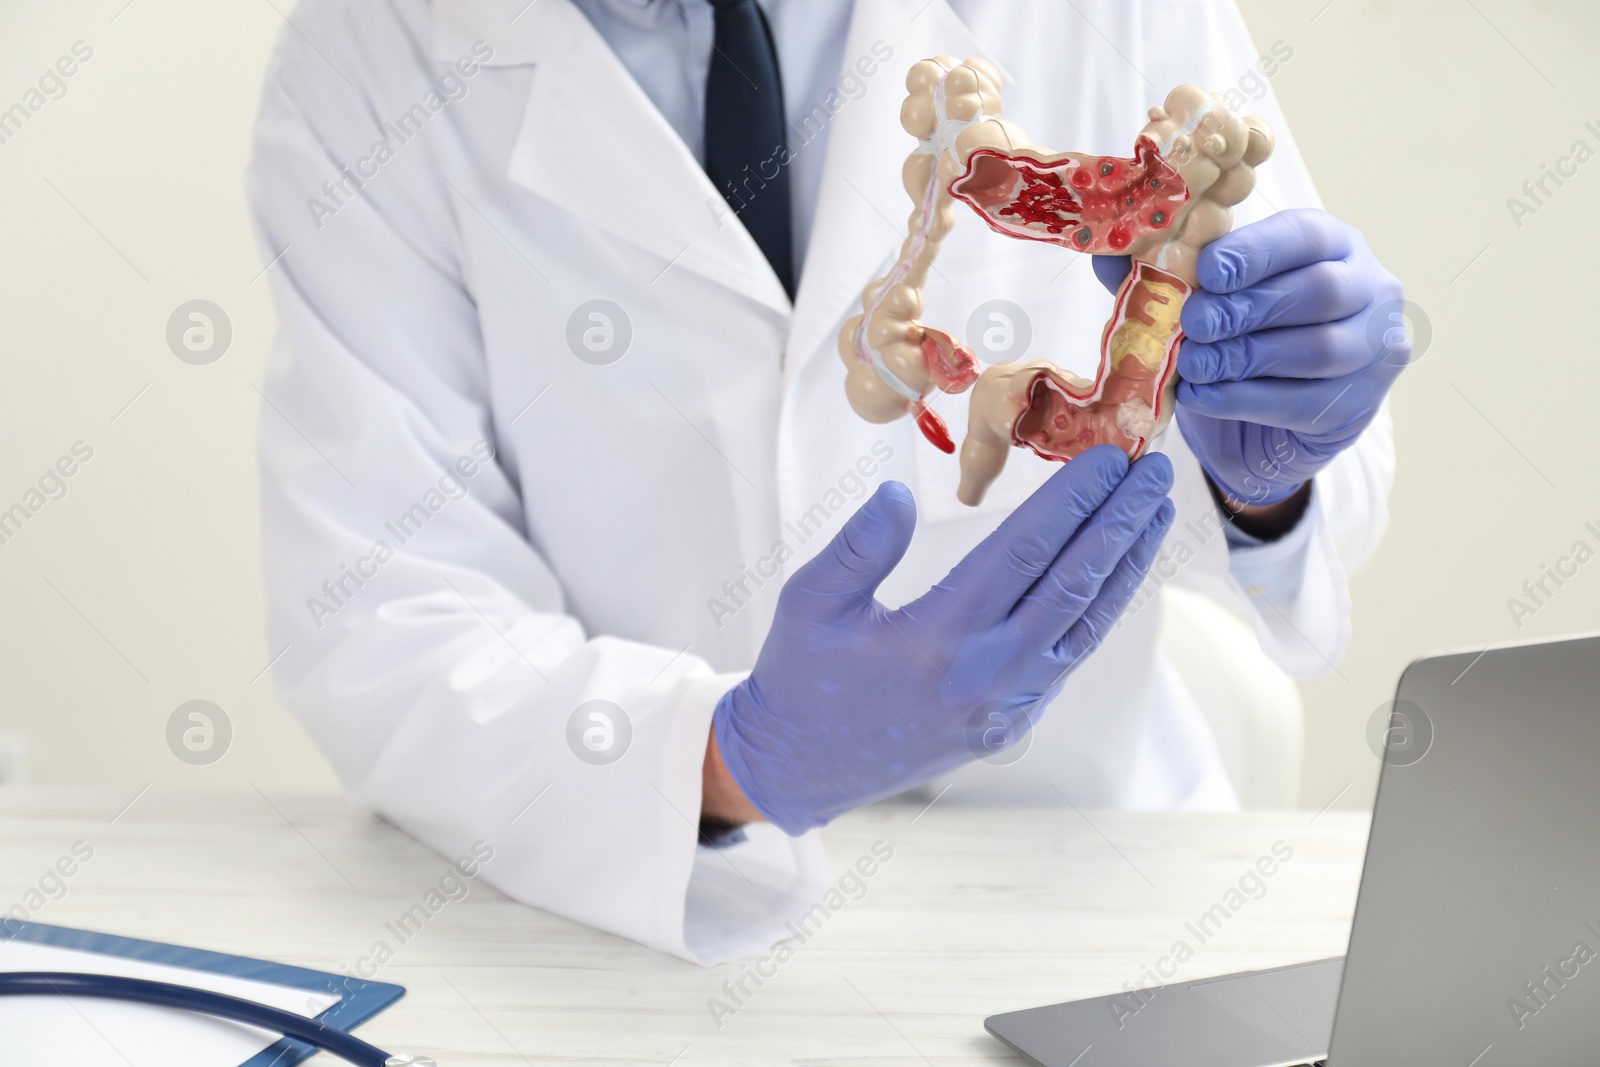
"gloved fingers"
1182,258,1374,343
1007,453,1174,641
782,480,917,613
935,444,1131,621
1049,502,1175,672
1092,253,1133,294
1177,362,1402,436
1194,208,1359,295
1178,314,1382,384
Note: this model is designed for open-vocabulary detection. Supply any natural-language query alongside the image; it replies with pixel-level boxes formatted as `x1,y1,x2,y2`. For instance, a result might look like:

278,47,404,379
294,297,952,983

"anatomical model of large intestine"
838,57,1274,505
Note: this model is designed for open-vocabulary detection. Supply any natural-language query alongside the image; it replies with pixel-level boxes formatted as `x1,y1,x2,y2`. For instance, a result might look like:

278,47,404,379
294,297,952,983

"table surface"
0,788,1369,1065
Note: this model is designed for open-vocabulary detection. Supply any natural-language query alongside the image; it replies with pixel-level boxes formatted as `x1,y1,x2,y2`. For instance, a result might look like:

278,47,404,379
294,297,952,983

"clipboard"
0,919,406,1067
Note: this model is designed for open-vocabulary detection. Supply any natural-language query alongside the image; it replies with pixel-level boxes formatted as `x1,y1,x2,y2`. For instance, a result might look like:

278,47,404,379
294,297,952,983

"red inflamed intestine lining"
949,136,1190,254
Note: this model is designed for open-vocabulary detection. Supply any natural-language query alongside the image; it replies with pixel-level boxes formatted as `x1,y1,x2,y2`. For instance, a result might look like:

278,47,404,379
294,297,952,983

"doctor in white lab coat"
248,0,1396,964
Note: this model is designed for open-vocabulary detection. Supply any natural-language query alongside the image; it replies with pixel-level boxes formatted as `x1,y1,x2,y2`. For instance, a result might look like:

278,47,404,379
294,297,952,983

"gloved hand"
713,446,1175,835
1093,209,1409,505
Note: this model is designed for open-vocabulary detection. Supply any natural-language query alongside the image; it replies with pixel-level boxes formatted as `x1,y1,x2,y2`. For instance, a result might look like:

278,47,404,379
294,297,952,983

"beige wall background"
0,0,1594,809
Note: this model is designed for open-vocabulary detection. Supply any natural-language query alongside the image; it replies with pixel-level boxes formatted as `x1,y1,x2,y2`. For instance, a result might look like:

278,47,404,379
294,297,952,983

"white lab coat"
249,0,1393,964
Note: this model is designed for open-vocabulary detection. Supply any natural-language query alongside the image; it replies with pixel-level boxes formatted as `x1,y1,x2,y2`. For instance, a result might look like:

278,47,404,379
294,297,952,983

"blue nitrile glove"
713,446,1175,835
1093,209,1409,506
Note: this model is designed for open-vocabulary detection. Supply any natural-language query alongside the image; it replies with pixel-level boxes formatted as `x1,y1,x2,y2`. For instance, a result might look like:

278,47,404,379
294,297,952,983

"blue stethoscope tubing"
0,971,426,1066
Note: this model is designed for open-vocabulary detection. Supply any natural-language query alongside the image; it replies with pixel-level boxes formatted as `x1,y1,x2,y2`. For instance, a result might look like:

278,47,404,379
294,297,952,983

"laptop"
985,632,1600,1066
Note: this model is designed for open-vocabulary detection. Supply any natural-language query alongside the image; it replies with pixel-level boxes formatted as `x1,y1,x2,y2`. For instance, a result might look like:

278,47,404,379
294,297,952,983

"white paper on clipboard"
0,939,341,1067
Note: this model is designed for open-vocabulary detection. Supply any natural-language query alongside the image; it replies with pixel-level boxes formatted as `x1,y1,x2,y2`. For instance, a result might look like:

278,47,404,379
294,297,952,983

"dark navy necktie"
703,0,796,298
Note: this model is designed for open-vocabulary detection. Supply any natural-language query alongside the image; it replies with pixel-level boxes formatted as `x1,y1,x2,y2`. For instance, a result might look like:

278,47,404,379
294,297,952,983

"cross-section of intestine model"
838,57,1274,506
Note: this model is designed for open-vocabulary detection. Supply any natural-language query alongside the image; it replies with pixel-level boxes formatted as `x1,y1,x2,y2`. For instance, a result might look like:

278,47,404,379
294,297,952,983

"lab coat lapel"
435,0,792,317
785,0,1001,383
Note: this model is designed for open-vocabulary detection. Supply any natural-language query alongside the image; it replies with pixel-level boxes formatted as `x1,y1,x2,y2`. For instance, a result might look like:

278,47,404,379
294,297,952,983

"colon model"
837,58,1275,506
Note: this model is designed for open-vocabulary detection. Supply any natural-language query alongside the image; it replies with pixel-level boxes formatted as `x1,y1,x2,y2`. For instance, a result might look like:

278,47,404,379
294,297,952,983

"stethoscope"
0,972,434,1066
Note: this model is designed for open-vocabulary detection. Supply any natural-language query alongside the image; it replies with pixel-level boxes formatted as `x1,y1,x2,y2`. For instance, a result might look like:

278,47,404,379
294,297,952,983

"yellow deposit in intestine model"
838,57,1275,506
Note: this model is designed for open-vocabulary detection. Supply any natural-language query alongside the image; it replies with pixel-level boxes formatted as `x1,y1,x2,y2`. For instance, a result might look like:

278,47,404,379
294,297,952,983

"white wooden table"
0,788,1368,1065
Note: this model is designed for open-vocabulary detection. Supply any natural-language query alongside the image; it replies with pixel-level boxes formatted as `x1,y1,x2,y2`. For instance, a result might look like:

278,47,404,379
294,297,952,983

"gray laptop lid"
1329,633,1600,1065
